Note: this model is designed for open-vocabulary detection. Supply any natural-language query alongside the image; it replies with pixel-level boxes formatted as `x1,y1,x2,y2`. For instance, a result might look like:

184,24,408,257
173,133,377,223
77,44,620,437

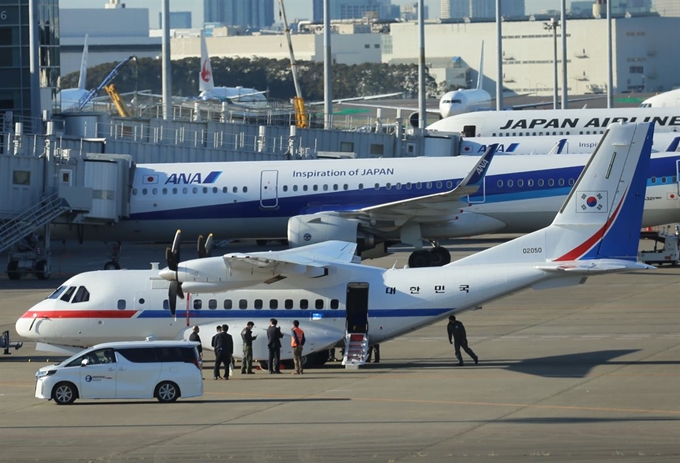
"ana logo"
475,159,489,175
303,233,312,241
201,59,211,82
85,375,93,382
165,171,222,185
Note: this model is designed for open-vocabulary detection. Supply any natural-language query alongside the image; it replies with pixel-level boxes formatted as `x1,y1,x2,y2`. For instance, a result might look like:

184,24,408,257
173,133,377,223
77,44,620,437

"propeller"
165,230,183,316
197,233,214,258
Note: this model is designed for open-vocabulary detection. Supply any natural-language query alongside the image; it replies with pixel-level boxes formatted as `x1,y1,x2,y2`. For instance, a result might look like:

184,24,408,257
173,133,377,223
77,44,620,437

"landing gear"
407,246,451,268
104,241,122,270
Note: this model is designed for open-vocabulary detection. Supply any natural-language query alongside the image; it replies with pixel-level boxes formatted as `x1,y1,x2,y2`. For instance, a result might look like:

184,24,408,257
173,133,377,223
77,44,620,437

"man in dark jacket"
447,315,478,366
240,321,257,374
189,325,203,361
211,325,223,379
266,318,284,374
221,324,234,379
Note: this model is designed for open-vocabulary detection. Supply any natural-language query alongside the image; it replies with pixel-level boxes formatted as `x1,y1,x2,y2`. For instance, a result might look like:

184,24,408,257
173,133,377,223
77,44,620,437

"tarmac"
1,237,679,462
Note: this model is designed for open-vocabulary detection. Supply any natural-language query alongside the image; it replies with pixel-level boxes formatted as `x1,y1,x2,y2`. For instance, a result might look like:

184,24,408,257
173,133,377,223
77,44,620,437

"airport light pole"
161,0,172,120
544,18,559,109
560,0,567,110
495,0,503,111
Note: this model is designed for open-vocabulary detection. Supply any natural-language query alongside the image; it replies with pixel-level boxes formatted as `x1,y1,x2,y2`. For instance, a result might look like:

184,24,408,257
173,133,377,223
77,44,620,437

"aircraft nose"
159,267,176,281
15,312,36,338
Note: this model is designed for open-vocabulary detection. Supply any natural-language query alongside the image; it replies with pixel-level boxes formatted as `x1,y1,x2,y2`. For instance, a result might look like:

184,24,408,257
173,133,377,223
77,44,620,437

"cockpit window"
72,286,90,303
451,99,462,104
47,286,67,300
60,286,76,302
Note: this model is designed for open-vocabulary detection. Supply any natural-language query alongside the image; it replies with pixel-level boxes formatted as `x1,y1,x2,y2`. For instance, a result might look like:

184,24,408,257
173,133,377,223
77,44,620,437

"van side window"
117,348,158,363
156,346,197,364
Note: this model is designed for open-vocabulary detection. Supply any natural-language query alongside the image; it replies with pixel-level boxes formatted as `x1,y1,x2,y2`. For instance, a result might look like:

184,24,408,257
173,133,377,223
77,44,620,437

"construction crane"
104,84,132,117
78,56,137,111
277,0,308,128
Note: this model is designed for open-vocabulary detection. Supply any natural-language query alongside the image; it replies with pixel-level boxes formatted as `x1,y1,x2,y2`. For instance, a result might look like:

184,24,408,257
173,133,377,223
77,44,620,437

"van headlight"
36,370,56,379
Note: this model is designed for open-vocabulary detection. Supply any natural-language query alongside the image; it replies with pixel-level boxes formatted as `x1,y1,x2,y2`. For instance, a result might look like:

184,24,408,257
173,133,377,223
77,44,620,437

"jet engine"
287,213,378,253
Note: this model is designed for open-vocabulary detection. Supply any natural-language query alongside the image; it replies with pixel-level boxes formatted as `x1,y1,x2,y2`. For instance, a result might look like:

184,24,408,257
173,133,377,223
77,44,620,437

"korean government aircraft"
18,122,656,365
54,142,680,268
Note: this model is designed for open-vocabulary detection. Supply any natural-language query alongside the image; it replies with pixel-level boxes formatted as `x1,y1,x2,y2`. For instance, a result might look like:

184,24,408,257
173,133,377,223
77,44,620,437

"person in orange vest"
291,320,306,375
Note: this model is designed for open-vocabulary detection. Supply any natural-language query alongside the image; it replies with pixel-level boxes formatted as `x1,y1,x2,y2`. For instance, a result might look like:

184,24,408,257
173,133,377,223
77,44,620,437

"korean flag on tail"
142,174,159,185
577,191,608,213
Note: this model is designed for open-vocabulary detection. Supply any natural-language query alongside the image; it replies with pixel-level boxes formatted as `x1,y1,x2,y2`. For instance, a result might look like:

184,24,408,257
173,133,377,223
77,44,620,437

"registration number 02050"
522,247,543,254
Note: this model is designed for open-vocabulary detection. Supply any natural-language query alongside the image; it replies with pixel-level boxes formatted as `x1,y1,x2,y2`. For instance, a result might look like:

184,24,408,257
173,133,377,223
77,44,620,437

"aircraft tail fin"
666,136,680,152
199,29,215,93
547,138,568,155
450,122,654,267
77,34,89,91
476,41,484,91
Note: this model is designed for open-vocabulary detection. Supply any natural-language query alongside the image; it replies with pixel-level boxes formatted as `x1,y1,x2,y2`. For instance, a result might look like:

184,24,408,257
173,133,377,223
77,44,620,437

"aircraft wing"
335,100,440,114
347,144,497,219
534,259,655,274
223,240,358,273
309,92,405,106
506,95,605,110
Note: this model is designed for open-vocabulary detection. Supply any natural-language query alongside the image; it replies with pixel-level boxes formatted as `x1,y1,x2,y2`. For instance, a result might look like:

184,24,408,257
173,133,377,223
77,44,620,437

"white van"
35,340,203,405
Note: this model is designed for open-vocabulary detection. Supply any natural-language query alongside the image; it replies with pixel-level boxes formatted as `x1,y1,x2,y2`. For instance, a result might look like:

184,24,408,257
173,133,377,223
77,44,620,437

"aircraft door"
346,283,369,334
462,125,477,138
260,170,279,208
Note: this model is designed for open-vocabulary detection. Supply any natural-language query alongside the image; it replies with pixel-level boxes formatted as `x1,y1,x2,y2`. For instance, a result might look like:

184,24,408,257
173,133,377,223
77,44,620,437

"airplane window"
446,181,452,189
374,183,380,190
300,299,309,310
47,286,67,300
163,188,167,194
213,187,218,193
118,299,127,310
152,188,158,195
132,188,138,195
333,184,338,191
142,188,148,195
315,299,324,309
558,179,565,186
202,187,207,193
396,183,402,190
426,182,432,189
71,286,90,303
243,187,248,193
209,299,217,310
517,179,524,187
569,179,575,186
548,179,555,186
233,186,238,193
386,183,391,190
330,299,339,309
359,183,364,190
224,300,232,310
497,180,503,187
223,187,228,193
270,299,278,309
406,182,412,189
173,188,178,194
673,176,678,183
507,180,514,188
254,299,263,309
528,179,534,187
60,286,76,302
182,187,188,194
293,185,298,192
662,177,667,184
194,299,202,310
416,182,422,189
303,185,308,191
538,179,545,187
323,185,328,191
436,181,442,189
283,185,288,192
239,299,247,309
285,299,294,309
313,185,319,191
343,184,348,190
192,187,198,194
651,177,656,184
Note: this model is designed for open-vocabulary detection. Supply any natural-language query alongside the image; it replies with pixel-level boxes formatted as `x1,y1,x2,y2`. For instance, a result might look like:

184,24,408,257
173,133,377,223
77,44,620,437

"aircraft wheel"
7,261,21,280
429,247,451,266
155,381,180,403
104,261,121,270
408,250,433,268
52,382,77,405
35,260,51,280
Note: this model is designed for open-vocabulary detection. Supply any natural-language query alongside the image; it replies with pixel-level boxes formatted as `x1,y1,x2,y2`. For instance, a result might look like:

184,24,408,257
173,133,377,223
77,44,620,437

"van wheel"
52,382,77,405
156,381,179,403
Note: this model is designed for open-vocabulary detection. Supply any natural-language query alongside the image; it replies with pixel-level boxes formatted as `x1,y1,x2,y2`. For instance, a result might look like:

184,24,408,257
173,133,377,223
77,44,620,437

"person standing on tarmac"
447,315,478,366
240,321,257,374
291,320,305,375
266,318,284,374
366,343,380,363
221,324,234,379
211,325,226,380
189,325,203,361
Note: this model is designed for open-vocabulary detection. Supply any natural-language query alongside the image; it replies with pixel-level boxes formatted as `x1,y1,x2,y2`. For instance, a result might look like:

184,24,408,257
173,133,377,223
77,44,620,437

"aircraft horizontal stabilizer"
534,260,655,274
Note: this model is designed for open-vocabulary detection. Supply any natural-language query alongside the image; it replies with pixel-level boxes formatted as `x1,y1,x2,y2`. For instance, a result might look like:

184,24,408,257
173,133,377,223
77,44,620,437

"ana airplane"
459,131,680,156
52,142,680,268
17,122,656,366
640,89,680,109
198,30,268,106
427,107,680,138
60,34,89,111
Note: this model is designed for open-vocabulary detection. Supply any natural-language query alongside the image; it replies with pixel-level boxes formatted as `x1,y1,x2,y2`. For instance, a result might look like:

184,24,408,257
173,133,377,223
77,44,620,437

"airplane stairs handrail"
0,192,70,254
342,332,369,369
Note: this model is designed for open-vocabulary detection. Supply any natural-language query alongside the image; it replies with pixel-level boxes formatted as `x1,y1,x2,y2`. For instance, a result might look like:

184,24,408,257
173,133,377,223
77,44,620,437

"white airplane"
427,106,680,138
60,34,90,111
50,142,680,268
459,131,680,156
17,122,656,365
198,30,268,106
438,42,491,118
640,89,680,108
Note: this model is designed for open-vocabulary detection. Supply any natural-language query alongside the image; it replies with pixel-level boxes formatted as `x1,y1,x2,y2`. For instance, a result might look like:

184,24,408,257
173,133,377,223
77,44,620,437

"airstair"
342,332,369,369
0,191,70,254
